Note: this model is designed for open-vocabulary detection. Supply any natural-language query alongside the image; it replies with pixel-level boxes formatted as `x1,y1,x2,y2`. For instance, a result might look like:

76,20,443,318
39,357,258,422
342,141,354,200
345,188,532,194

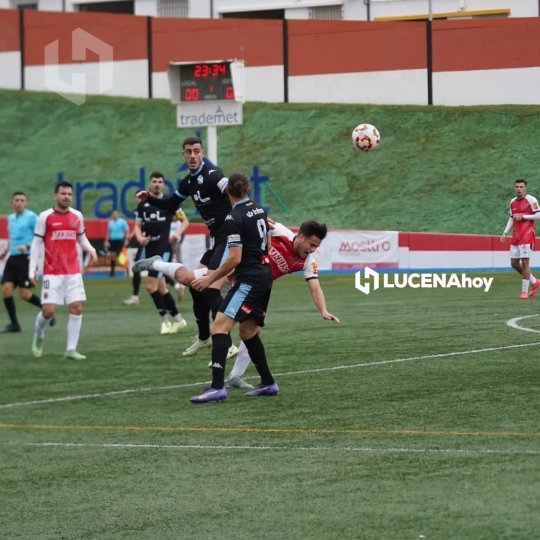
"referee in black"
1,192,55,332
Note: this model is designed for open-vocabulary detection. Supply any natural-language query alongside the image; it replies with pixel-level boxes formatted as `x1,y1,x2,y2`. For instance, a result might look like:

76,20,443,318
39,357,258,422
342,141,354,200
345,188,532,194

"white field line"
2,441,540,456
506,314,540,334
2,340,540,410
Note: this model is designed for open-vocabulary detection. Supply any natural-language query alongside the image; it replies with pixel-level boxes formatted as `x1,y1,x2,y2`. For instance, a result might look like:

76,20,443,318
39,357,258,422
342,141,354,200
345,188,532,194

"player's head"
54,181,73,210
111,209,120,219
514,179,527,198
11,192,27,213
226,172,250,202
294,221,328,258
149,172,165,196
182,136,204,172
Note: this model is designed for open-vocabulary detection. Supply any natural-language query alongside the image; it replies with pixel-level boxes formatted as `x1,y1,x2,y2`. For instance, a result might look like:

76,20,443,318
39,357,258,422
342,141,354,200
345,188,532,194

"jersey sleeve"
224,215,242,247
175,178,189,200
75,210,85,235
303,253,319,281
208,170,229,194
134,202,143,221
528,196,540,213
34,212,47,238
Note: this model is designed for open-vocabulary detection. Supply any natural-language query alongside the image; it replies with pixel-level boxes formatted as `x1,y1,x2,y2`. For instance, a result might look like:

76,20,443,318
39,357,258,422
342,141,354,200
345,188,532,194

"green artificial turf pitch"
1,273,540,539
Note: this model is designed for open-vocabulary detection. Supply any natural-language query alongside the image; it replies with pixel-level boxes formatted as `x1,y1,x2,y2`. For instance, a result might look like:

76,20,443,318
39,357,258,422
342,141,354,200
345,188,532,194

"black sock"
162,292,179,317
190,287,211,341
150,291,167,318
110,259,115,276
210,333,230,389
202,288,232,347
26,294,41,308
3,297,18,325
133,273,141,296
243,334,274,385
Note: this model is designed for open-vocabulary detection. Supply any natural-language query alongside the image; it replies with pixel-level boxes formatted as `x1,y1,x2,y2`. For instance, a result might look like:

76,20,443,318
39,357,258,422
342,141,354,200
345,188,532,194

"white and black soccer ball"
352,124,381,152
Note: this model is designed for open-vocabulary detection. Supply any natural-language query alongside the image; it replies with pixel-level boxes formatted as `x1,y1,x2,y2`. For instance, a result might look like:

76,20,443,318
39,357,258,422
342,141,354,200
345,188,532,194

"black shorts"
1,255,33,289
200,235,228,270
141,243,171,279
109,239,124,253
219,281,272,327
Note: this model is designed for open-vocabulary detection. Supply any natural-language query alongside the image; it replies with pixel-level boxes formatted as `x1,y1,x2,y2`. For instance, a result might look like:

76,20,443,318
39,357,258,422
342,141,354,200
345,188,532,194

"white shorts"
510,244,533,259
41,274,87,305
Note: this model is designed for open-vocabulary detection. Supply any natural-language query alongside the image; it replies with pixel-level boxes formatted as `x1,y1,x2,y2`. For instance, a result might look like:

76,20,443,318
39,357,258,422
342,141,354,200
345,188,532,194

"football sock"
35,312,51,339
67,314,82,351
26,294,41,308
530,274,537,284
190,288,211,341
132,273,141,296
162,292,179,318
151,261,184,281
4,297,18,325
522,279,529,293
210,333,230,390
229,341,251,379
243,334,274,385
150,291,168,319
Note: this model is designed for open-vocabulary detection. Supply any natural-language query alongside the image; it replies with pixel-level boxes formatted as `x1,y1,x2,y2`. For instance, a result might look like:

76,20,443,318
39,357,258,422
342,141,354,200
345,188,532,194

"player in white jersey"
29,182,97,359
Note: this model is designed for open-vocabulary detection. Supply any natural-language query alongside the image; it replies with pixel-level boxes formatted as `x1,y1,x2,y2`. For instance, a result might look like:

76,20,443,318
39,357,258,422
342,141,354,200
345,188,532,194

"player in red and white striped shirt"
501,179,540,299
29,182,97,359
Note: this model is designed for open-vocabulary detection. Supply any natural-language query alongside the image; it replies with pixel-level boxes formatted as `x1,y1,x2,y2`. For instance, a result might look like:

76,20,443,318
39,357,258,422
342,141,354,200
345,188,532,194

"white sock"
229,341,251,379
67,314,82,352
530,274,537,284
522,279,529,293
173,313,183,322
35,312,50,339
151,261,184,281
132,295,139,300
194,268,208,280
161,315,169,323
174,282,181,290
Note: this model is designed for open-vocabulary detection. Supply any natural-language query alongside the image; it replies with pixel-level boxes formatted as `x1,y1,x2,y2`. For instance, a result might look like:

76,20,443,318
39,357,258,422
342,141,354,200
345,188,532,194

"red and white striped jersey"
35,208,85,275
268,220,318,281
510,195,540,245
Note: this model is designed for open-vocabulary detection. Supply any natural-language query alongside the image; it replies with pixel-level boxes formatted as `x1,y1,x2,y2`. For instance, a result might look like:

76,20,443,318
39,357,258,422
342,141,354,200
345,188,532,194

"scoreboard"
179,62,235,102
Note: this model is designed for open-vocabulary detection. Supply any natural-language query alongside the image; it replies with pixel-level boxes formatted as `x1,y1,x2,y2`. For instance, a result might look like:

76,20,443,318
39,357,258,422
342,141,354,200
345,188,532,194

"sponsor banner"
313,231,399,270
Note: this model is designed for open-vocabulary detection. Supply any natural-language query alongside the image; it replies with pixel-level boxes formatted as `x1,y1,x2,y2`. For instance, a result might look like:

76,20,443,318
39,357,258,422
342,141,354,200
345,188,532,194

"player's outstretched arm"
77,233,98,263
501,216,514,242
136,189,187,213
306,278,340,323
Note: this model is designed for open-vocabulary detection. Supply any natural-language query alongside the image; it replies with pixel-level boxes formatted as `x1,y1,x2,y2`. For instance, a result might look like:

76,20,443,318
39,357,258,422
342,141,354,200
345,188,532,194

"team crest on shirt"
197,175,204,184
69,218,77,229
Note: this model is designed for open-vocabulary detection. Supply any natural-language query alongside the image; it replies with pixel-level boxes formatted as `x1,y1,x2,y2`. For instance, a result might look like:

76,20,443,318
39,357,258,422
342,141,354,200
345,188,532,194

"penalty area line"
506,314,540,334
2,340,540,410
1,441,540,456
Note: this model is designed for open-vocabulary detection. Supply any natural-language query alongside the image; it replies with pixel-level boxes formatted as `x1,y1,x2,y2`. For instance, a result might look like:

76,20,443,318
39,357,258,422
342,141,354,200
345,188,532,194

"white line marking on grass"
3,341,540,409
2,441,540,456
506,314,540,334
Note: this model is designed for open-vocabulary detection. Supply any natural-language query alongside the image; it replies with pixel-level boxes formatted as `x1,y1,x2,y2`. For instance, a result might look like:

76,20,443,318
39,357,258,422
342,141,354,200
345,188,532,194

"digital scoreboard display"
179,62,235,102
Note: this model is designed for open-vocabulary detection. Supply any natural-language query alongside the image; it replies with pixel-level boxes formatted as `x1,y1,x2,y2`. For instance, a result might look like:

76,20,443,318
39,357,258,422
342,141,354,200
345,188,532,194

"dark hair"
55,181,73,193
299,221,328,241
227,172,250,198
112,208,119,212
515,179,527,185
183,136,203,149
12,191,26,198
150,172,165,180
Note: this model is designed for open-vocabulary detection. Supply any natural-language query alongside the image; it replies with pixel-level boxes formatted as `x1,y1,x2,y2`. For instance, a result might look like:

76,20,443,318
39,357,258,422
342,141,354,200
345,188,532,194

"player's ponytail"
227,172,250,199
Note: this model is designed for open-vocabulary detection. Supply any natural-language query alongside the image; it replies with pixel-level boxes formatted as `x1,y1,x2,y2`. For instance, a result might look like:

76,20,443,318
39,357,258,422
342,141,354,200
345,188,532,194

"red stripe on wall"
24,11,147,66
433,18,540,73
152,18,282,73
0,9,20,53
288,20,426,77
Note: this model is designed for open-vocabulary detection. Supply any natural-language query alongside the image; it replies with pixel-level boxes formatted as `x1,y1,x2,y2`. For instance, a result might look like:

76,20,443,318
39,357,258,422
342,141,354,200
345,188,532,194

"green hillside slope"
1,89,540,234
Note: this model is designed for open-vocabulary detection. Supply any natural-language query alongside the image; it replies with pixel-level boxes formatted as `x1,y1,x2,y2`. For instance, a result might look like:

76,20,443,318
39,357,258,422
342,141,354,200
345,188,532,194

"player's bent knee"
42,304,56,319
2,283,13,297
238,321,260,341
18,288,31,300
68,302,83,316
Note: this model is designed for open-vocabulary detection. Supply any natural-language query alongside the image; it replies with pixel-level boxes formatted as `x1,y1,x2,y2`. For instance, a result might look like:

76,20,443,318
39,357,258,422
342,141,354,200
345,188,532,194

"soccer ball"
352,124,381,152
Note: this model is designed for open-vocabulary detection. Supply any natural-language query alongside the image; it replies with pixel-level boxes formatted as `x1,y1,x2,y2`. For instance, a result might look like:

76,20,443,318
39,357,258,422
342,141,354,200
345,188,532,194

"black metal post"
147,16,153,99
426,19,433,106
19,8,25,90
282,18,289,103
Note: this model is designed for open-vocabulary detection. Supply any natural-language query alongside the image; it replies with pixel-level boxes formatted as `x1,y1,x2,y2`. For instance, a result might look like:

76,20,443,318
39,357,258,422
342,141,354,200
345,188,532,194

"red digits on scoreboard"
226,86,234,99
194,65,201,77
212,64,218,77
184,88,199,101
